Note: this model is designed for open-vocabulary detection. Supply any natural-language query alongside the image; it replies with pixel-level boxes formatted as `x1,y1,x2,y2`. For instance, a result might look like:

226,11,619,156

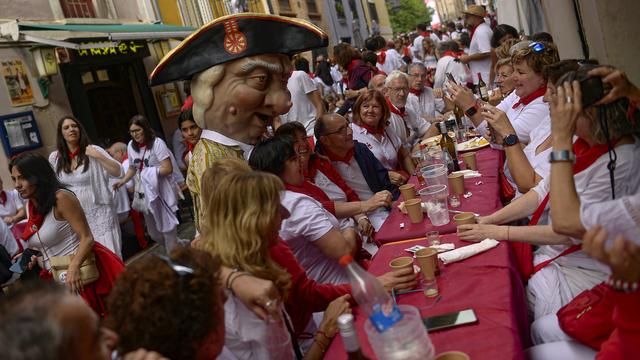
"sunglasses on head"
528,42,546,53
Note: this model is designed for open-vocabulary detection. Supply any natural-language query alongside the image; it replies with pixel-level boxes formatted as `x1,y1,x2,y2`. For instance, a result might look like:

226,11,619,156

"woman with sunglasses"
11,153,124,317
49,116,123,257
114,115,180,253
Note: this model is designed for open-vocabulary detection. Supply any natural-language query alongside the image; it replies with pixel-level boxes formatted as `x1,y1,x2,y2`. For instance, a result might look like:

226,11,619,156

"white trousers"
525,341,596,360
143,211,178,253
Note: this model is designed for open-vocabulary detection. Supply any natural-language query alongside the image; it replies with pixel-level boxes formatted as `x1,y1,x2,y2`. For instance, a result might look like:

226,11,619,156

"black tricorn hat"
149,13,328,86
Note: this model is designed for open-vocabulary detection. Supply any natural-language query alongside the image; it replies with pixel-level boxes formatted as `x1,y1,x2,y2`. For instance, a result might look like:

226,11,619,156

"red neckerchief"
22,200,45,240
285,181,332,204
421,31,431,38
402,46,410,57
409,88,421,96
137,142,147,149
530,137,619,225
386,97,406,117
307,156,361,202
347,59,360,74
121,152,128,162
308,72,315,79
442,50,462,58
377,50,386,64
182,141,196,163
67,147,80,159
470,22,481,40
323,146,355,164
512,86,547,109
0,191,6,206
357,122,385,135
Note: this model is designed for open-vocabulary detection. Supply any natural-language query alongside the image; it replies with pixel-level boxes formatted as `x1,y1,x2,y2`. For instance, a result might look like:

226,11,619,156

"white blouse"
350,123,401,170
581,193,640,245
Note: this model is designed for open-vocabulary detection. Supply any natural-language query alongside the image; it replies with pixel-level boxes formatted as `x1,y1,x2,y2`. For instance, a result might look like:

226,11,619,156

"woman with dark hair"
114,115,180,252
176,108,202,169
333,43,372,115
106,247,226,359
11,153,124,317
49,116,123,257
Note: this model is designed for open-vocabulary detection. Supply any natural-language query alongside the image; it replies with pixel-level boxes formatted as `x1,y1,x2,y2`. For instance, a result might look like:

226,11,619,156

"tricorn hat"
150,13,328,86
462,5,486,18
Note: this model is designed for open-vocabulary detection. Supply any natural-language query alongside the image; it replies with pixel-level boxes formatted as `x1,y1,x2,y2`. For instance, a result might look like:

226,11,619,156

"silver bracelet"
549,150,576,163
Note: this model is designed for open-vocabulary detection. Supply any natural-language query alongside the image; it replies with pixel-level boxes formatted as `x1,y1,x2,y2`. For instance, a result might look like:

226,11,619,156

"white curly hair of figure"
191,64,226,129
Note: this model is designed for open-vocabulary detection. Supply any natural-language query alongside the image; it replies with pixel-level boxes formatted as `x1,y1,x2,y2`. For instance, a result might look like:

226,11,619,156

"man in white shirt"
433,40,471,89
412,23,429,61
406,62,444,124
459,5,493,86
278,70,325,137
384,71,437,147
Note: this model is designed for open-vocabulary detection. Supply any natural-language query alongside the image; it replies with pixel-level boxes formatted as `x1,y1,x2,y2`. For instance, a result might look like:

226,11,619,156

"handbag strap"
530,244,581,276
529,194,549,226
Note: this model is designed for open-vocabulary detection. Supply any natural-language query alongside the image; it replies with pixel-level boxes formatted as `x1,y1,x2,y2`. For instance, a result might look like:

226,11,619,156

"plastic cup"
426,230,440,246
422,164,449,191
365,305,435,360
418,185,450,226
415,248,438,280
435,351,471,360
389,256,414,271
405,199,424,224
399,183,416,201
448,173,466,195
462,152,477,170
453,212,477,226
422,277,439,298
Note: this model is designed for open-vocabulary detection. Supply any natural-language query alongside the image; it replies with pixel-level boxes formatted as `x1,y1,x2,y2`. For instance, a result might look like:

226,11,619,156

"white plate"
457,137,490,152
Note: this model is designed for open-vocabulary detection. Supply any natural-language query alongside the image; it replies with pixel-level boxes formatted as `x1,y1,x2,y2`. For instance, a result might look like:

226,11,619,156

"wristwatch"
503,134,519,146
464,102,480,117
549,150,576,163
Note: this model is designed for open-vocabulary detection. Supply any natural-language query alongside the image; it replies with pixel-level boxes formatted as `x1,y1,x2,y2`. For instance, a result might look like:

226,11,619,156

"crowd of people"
0,7,638,360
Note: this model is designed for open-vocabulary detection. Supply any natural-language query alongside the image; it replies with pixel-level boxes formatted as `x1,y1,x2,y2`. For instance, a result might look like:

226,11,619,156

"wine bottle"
477,72,489,102
439,122,460,172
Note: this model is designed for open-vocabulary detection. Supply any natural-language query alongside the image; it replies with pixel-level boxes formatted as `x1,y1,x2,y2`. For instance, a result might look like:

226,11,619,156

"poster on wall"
0,111,43,156
1,59,34,107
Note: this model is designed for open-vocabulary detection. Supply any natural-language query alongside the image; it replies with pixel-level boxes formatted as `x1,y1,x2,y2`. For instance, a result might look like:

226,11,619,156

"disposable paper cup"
415,248,438,280
462,152,477,170
448,173,466,195
399,183,416,200
453,212,477,226
435,351,471,360
389,256,414,271
405,199,424,224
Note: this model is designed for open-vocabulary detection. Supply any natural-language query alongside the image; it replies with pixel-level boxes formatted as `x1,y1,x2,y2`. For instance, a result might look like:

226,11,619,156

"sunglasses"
155,254,195,277
528,42,546,53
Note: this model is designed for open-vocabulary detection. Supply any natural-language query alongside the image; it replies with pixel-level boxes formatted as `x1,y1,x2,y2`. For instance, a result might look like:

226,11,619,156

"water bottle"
338,314,370,360
339,255,403,332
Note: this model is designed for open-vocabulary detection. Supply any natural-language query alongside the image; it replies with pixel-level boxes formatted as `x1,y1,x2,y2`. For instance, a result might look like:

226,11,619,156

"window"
279,0,292,13
59,0,96,18
306,0,318,14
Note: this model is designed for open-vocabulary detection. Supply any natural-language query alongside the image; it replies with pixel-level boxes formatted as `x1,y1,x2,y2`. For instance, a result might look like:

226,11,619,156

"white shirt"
280,70,318,137
492,91,550,145
581,193,640,246
387,106,430,147
434,55,471,89
350,123,401,170
412,35,425,60
376,49,405,75
532,140,640,271
199,129,254,160
279,191,347,285
0,221,18,256
312,171,356,231
423,55,438,70
406,88,444,120
468,22,493,85
0,189,23,219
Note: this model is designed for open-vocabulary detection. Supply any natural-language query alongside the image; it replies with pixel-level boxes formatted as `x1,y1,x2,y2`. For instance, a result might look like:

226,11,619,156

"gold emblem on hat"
223,19,247,55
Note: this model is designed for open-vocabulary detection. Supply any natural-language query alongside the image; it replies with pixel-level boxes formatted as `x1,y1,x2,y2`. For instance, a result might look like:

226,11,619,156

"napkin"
438,239,499,264
453,169,482,178
430,243,455,253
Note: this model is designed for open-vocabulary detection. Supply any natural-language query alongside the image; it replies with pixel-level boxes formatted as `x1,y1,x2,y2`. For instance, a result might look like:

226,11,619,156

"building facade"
0,0,193,185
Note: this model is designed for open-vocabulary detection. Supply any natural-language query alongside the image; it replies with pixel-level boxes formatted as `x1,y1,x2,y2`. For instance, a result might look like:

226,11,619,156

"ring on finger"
264,298,277,308
566,96,573,104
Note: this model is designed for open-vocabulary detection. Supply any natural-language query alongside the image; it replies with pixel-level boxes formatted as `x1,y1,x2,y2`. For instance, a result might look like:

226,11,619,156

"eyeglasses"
528,42,546,53
322,122,351,136
408,73,427,78
155,254,195,277
129,128,143,135
387,86,409,93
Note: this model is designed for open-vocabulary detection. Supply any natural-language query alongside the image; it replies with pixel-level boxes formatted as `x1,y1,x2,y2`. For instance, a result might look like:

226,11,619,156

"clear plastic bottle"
338,314,370,360
339,255,403,333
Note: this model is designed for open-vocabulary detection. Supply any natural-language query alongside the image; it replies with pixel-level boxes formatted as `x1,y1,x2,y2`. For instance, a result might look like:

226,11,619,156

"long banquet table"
324,233,530,359
376,147,504,244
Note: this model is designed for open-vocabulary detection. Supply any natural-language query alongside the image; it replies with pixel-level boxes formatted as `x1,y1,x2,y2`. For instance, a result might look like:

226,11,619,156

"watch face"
505,135,518,145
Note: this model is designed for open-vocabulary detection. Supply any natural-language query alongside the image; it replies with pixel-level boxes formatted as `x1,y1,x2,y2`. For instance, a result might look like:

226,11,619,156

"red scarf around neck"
512,86,547,109
347,59,360,74
307,157,361,202
67,147,80,159
323,146,355,164
358,122,385,135
409,88,422,96
0,191,6,206
377,50,386,64
421,31,431,38
386,97,405,117
470,22,482,40
22,200,45,240
442,50,462,59
285,181,333,211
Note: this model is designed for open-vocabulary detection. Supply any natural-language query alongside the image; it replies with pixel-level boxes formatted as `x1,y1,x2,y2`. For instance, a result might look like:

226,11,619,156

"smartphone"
9,248,42,274
446,72,457,85
423,309,478,332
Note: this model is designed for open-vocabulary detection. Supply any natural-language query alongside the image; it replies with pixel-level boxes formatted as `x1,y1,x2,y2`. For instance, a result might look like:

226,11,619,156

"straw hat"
462,5,485,18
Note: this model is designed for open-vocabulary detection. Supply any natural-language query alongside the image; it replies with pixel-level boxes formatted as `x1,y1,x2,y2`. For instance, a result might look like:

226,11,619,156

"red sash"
285,181,336,215
307,157,360,202
386,97,405,117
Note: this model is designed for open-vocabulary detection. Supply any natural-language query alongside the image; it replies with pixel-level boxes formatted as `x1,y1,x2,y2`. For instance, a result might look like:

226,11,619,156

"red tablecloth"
376,148,504,244
325,233,529,359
